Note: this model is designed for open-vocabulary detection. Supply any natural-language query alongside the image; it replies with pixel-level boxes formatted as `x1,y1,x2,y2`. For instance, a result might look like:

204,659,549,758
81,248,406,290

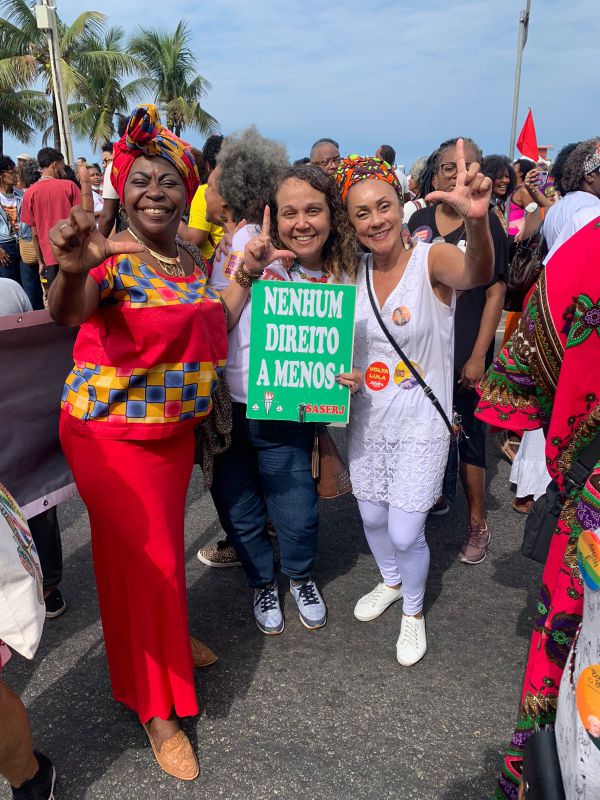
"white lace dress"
348,243,455,512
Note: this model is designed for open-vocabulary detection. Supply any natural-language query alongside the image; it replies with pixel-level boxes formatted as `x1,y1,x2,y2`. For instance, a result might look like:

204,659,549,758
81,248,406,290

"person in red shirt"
20,147,80,291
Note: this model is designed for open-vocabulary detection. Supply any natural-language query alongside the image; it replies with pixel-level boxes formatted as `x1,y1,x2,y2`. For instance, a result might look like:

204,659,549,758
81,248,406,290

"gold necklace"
128,228,185,277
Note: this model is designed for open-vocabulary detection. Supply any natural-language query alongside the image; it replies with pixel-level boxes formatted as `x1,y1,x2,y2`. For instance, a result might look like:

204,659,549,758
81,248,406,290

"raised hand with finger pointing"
49,169,144,275
243,205,296,276
425,138,492,221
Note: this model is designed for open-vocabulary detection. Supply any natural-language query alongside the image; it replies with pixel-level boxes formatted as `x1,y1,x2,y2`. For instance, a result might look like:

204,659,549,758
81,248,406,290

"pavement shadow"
318,425,373,578
441,744,503,799
184,468,265,723
491,548,543,640
424,431,515,616
184,455,367,724
8,531,100,700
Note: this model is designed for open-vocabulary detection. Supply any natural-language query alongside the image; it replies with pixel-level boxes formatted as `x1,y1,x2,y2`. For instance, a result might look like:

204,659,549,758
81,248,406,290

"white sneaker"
396,615,427,666
353,582,403,622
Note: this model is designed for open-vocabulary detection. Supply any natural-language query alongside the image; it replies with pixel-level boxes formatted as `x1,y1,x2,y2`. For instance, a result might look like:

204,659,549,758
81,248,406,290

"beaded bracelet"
234,265,258,289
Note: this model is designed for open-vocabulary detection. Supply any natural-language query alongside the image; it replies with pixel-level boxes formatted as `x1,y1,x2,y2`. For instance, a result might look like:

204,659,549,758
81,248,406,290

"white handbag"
0,482,45,659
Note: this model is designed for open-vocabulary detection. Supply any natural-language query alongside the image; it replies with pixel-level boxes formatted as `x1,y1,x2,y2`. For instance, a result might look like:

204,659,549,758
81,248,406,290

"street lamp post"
35,0,74,164
508,0,532,160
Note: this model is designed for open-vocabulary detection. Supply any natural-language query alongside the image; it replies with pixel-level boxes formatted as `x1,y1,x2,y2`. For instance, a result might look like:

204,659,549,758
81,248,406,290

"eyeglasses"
439,162,473,178
101,157,111,165
313,156,341,168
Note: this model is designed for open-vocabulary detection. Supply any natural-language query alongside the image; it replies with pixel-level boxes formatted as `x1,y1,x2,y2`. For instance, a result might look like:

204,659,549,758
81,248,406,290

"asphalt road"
3,431,543,800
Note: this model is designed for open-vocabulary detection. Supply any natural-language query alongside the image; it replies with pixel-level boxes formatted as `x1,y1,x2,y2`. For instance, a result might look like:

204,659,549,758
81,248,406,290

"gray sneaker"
253,583,284,635
290,578,327,630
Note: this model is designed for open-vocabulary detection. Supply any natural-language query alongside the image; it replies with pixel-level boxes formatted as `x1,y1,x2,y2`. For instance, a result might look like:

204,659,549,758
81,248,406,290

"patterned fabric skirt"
60,419,198,723
496,490,586,799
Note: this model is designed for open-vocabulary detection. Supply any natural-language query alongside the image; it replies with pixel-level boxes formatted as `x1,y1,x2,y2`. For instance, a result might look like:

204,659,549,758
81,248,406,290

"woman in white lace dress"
335,142,495,665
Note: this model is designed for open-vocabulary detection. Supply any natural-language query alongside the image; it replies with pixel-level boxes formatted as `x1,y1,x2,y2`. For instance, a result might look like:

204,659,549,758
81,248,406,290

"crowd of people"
0,105,599,799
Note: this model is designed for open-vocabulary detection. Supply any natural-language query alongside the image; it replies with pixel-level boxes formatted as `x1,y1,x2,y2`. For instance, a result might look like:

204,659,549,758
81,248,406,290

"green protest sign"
246,282,357,424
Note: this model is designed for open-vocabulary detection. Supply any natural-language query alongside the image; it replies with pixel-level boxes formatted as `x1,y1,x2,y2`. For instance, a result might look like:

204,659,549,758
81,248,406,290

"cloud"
4,0,599,165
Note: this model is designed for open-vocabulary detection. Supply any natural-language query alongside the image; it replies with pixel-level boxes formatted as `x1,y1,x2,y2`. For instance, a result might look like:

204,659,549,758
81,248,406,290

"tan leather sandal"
190,636,218,668
142,723,199,781
513,496,534,514
497,430,521,463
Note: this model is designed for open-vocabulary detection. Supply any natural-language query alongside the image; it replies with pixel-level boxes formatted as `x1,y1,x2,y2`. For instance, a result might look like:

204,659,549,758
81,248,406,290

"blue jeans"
0,238,21,283
0,239,43,309
210,403,318,588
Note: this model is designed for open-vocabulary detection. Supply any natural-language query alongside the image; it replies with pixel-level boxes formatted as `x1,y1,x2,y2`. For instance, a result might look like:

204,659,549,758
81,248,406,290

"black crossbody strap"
565,428,600,492
365,259,453,435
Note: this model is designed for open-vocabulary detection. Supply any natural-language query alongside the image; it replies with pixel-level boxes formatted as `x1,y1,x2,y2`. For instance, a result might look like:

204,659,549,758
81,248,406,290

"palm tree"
0,0,142,149
0,85,49,153
68,27,150,148
129,21,218,139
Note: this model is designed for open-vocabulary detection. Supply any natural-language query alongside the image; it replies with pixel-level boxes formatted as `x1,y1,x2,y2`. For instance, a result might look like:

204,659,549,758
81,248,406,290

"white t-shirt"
0,192,17,208
541,191,600,250
102,164,119,201
402,199,427,225
545,206,600,263
0,278,33,315
394,168,409,197
209,224,284,403
92,189,104,216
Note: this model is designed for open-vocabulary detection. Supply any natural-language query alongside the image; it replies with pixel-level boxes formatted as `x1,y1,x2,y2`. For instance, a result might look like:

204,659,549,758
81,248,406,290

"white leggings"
357,500,430,616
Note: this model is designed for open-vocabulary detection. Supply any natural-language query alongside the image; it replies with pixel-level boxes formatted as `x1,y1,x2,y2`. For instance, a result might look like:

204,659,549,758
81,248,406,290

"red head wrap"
335,155,402,203
111,104,200,206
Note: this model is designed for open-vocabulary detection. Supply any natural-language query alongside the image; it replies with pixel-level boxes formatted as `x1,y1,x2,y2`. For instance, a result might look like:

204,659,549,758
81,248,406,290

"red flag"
517,109,539,161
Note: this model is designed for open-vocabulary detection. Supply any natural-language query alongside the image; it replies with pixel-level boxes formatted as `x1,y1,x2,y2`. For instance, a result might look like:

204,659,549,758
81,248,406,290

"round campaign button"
393,360,423,390
412,225,433,243
365,361,390,391
576,664,600,750
392,306,411,326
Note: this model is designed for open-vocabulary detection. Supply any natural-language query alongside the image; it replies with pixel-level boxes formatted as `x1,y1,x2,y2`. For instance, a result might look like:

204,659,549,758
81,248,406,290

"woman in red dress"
47,105,283,780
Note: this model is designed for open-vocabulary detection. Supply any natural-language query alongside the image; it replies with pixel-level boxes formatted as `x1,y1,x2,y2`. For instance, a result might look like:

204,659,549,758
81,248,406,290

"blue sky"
4,0,599,168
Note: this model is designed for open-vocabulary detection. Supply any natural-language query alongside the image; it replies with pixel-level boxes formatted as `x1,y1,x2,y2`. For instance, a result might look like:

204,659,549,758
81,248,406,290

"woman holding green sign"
208,141,361,636
336,140,494,666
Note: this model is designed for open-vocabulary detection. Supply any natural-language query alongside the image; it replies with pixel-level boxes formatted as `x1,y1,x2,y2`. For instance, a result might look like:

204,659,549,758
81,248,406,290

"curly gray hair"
217,126,289,224
561,137,600,194
409,156,428,183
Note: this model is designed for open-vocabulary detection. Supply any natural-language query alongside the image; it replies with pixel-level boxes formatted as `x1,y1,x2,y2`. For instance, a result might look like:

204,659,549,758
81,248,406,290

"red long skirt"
60,418,198,723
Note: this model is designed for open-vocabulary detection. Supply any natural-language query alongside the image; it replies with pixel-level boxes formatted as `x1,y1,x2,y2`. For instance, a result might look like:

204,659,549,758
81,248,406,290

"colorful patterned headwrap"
335,155,402,203
111,104,200,206
583,141,600,175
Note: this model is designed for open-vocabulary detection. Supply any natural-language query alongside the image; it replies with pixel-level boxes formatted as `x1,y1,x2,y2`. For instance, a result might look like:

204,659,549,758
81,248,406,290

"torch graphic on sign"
264,391,274,415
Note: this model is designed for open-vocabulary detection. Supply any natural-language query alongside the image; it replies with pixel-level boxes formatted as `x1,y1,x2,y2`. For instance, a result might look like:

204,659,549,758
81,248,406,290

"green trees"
0,1,217,152
68,26,150,149
129,21,218,138
0,86,49,153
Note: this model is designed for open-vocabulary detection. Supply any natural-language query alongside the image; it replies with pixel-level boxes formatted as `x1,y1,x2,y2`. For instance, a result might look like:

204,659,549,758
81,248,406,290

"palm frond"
0,53,38,87
128,20,217,137
59,11,106,52
1,85,50,142
0,0,37,37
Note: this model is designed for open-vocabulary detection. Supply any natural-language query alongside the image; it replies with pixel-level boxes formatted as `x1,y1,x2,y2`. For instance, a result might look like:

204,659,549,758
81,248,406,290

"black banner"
0,310,78,517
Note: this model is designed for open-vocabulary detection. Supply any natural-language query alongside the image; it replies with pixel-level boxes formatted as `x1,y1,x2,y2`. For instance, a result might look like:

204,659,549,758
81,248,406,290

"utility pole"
35,0,74,164
508,0,532,160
